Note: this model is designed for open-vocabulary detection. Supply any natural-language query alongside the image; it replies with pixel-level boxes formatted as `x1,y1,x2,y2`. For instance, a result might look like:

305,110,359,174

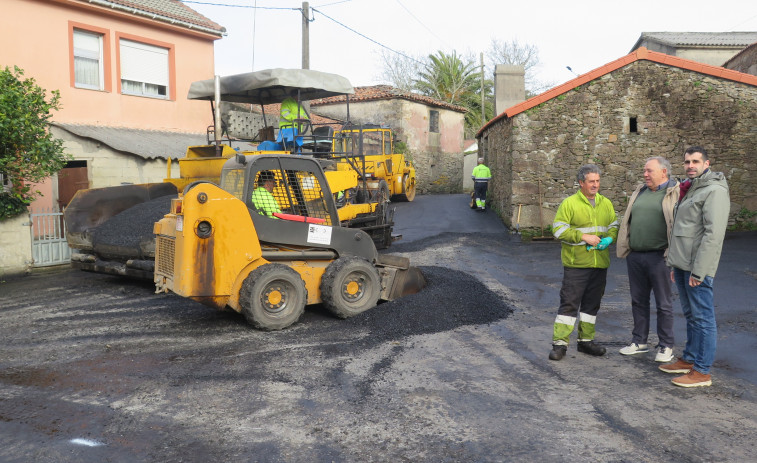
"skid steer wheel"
239,264,307,330
320,257,381,319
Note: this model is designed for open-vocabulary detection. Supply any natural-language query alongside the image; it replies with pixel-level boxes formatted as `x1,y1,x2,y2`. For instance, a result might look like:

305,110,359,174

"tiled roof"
311,85,468,113
477,47,757,138
77,0,225,36
631,32,757,51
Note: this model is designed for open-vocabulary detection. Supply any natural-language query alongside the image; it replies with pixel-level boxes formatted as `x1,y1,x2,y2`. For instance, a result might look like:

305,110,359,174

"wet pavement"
1,193,756,462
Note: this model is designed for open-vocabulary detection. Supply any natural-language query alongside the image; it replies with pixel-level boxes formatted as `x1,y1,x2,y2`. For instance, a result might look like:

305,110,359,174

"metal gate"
30,208,71,267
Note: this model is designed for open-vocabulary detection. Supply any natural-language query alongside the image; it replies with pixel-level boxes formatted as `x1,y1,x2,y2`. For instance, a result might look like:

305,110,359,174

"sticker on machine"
307,224,332,245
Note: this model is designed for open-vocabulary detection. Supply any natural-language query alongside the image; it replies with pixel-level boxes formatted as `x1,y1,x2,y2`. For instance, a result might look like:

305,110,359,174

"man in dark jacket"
661,146,729,388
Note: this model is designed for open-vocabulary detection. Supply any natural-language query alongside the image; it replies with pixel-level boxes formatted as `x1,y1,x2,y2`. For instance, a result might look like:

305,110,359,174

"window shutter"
120,39,168,86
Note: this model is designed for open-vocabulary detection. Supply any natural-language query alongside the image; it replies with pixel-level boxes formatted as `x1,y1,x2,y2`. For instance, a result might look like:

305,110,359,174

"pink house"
1,0,225,211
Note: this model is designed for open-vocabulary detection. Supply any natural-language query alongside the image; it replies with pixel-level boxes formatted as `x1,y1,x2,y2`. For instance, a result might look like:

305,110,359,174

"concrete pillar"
494,65,525,116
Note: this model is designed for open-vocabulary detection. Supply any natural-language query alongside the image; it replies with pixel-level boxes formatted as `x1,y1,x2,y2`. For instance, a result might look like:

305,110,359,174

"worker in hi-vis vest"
279,97,309,131
251,170,281,218
471,157,491,211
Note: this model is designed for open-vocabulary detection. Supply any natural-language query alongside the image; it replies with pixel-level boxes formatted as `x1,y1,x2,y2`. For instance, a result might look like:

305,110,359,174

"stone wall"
482,60,757,231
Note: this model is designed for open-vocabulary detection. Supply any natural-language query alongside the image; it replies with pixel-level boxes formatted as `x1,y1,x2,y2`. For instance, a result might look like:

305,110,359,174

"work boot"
659,358,693,374
548,345,567,361
672,370,712,388
577,340,606,356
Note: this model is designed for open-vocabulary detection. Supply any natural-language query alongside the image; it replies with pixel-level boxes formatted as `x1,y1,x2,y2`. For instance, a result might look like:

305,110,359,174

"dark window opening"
65,160,87,168
629,117,638,134
429,110,439,133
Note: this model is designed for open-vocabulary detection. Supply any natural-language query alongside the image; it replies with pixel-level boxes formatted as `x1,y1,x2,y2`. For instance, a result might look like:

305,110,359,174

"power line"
314,0,355,7
180,1,295,10
394,0,450,49
310,7,424,65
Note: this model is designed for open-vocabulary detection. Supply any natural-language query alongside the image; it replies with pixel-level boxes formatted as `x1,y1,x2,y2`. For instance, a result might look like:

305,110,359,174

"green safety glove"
586,236,613,251
596,236,613,250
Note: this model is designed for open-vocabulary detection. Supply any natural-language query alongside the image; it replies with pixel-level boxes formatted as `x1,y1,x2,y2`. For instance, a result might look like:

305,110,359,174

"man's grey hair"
577,164,601,182
478,157,484,164
646,156,672,178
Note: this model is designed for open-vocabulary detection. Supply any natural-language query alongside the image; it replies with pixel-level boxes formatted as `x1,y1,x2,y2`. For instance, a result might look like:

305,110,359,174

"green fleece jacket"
667,169,730,280
552,191,619,269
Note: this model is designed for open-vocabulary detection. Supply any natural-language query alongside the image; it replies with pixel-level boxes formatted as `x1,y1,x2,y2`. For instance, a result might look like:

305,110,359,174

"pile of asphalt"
264,265,514,350
92,195,176,257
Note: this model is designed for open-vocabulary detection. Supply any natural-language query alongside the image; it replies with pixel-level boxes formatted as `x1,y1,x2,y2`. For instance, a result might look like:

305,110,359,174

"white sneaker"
619,343,649,355
655,346,674,363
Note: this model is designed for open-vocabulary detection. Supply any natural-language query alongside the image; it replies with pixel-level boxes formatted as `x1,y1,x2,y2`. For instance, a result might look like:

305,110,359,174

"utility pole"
302,2,310,69
480,52,485,127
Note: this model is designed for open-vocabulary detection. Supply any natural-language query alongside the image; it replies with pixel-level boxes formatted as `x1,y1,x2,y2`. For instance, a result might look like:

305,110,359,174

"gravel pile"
92,195,176,258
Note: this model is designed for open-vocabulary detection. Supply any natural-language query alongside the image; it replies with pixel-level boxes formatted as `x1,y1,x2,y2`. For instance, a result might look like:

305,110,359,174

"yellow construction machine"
64,69,400,278
331,124,417,202
153,153,425,330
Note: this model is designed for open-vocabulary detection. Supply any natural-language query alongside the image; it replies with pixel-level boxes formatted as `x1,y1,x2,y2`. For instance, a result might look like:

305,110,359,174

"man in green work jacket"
549,164,619,361
251,171,282,218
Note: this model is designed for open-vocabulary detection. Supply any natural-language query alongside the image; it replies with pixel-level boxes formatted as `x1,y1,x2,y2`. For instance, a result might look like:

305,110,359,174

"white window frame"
73,29,104,90
119,39,169,99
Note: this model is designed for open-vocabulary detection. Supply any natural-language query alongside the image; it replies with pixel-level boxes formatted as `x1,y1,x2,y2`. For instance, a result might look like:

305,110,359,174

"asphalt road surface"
1,194,756,462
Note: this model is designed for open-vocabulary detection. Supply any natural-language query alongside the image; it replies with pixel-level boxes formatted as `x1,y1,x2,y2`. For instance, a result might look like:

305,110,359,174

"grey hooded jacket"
666,169,730,280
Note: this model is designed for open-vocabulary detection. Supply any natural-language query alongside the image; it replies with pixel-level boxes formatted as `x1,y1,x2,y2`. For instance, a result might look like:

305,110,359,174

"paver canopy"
187,68,355,105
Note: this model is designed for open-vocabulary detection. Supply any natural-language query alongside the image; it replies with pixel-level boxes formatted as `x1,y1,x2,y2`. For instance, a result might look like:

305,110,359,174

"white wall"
0,214,32,277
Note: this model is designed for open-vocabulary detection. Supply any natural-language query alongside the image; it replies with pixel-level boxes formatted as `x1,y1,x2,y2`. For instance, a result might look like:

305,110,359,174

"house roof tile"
75,0,225,36
631,32,757,51
477,47,757,138
311,85,468,113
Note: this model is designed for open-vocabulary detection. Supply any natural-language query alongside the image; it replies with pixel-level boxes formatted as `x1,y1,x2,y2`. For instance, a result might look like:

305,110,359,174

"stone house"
724,41,757,76
631,32,757,67
476,47,757,234
0,0,223,276
311,86,467,194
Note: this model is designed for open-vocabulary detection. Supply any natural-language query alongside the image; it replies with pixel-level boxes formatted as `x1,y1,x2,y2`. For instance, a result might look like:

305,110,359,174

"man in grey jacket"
616,157,679,363
661,146,730,388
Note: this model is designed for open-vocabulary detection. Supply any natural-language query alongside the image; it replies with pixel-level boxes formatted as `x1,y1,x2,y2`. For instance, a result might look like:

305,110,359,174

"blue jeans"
673,268,717,374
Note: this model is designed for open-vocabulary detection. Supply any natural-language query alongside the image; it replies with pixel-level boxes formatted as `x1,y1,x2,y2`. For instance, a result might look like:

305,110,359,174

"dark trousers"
553,267,607,344
626,250,674,347
474,182,488,202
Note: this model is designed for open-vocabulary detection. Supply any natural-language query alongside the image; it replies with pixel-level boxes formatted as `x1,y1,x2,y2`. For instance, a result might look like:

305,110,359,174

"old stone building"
724,41,757,76
631,32,757,67
477,47,757,233
312,86,467,194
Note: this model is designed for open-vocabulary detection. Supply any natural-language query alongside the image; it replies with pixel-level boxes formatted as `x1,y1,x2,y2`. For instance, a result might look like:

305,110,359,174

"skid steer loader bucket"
377,254,426,301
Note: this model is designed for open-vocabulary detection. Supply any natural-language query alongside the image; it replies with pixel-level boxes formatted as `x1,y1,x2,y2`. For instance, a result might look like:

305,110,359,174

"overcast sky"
184,0,757,89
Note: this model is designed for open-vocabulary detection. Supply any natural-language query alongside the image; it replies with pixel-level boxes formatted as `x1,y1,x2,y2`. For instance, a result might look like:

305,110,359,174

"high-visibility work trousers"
552,267,607,345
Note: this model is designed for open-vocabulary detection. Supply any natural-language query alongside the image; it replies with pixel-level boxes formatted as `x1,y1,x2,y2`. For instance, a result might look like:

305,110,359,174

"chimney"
494,65,525,116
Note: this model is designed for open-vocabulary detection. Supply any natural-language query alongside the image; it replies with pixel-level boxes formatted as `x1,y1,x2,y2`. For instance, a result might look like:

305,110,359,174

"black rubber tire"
373,179,390,203
239,264,307,330
320,257,381,319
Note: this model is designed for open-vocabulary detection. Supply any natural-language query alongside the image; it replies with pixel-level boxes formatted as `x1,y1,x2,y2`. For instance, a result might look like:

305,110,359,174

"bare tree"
486,38,554,96
376,49,425,91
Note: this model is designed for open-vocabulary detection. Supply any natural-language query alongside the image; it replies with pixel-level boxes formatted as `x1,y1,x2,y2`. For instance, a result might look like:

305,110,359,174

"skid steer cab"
153,154,425,330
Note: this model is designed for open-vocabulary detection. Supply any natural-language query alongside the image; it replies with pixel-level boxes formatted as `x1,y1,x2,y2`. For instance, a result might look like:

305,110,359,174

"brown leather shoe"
672,370,712,387
659,358,693,374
